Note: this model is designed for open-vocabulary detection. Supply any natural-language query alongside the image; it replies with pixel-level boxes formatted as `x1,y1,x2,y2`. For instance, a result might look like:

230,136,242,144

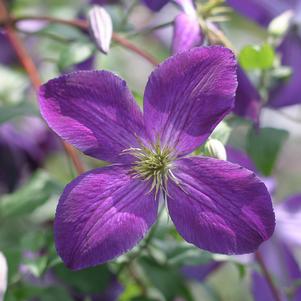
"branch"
8,15,159,66
1,1,85,175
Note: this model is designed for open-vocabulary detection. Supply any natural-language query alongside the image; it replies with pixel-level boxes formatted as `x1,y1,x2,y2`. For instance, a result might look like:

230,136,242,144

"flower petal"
142,0,169,11
39,71,145,163
251,271,276,301
172,13,203,54
144,46,237,155
55,165,158,270
167,156,275,254
234,67,261,122
226,0,292,27
275,194,301,246
268,32,301,108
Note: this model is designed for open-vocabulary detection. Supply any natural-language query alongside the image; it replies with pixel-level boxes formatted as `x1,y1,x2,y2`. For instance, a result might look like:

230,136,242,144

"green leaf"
140,257,193,301
0,102,38,124
246,127,289,176
58,41,95,70
0,171,61,219
54,263,112,293
239,43,275,70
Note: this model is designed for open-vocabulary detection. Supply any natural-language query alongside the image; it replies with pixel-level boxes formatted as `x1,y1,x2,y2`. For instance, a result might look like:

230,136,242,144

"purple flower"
226,146,276,194
0,32,18,66
142,0,170,11
233,67,261,122
172,0,203,53
39,46,275,270
0,118,57,194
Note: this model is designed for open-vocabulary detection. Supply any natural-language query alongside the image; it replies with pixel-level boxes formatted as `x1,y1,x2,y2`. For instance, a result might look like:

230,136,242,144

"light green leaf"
0,102,38,124
239,43,275,70
0,171,61,219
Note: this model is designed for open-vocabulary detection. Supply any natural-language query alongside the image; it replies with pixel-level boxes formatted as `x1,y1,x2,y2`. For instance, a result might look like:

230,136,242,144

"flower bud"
203,139,227,161
268,10,293,37
0,252,7,301
88,5,113,54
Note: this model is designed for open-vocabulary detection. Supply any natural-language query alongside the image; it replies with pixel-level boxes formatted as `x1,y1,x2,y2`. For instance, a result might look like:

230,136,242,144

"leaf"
0,171,61,219
54,263,112,293
139,257,193,301
239,44,275,70
246,127,289,176
58,41,95,70
0,102,38,124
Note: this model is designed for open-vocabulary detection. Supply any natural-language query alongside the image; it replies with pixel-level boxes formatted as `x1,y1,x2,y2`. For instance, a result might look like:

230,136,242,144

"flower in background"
0,32,18,66
251,194,301,301
39,46,275,270
172,0,203,53
0,117,57,195
226,0,301,108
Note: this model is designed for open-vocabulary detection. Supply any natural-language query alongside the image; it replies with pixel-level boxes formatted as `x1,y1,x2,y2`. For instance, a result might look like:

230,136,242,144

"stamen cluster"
125,142,176,196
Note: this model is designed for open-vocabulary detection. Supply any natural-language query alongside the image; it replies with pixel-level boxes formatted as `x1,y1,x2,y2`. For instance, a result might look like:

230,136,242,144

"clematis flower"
172,0,203,53
0,32,18,66
39,46,275,270
0,118,57,195
226,0,301,108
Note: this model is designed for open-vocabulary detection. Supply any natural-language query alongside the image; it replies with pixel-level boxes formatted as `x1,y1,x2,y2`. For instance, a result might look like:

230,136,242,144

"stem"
1,1,85,175
255,251,282,301
6,15,159,66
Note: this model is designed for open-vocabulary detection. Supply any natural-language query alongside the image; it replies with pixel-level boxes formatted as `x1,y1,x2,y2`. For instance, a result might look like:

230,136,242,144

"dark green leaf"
246,127,289,176
54,263,112,293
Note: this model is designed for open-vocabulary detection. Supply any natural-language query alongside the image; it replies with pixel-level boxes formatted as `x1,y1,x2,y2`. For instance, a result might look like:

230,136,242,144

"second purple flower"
38,46,275,270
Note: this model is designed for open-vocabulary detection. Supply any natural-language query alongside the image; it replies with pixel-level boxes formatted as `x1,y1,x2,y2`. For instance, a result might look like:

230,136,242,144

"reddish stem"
1,2,85,175
9,15,159,66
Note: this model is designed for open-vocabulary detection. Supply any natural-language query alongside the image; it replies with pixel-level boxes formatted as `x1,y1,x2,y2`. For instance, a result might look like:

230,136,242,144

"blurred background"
0,0,301,300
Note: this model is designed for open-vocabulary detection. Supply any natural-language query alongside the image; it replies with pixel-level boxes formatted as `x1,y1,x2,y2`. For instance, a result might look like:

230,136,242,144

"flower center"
124,141,176,196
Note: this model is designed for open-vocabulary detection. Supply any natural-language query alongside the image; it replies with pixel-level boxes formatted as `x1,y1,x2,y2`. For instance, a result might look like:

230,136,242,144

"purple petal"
251,271,278,301
55,165,158,270
167,156,275,254
234,66,261,122
181,261,222,282
172,13,203,54
268,32,301,108
226,146,276,194
144,46,237,156
142,0,170,11
226,146,257,171
258,239,301,300
0,32,17,66
275,194,301,246
39,71,146,163
226,0,293,27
